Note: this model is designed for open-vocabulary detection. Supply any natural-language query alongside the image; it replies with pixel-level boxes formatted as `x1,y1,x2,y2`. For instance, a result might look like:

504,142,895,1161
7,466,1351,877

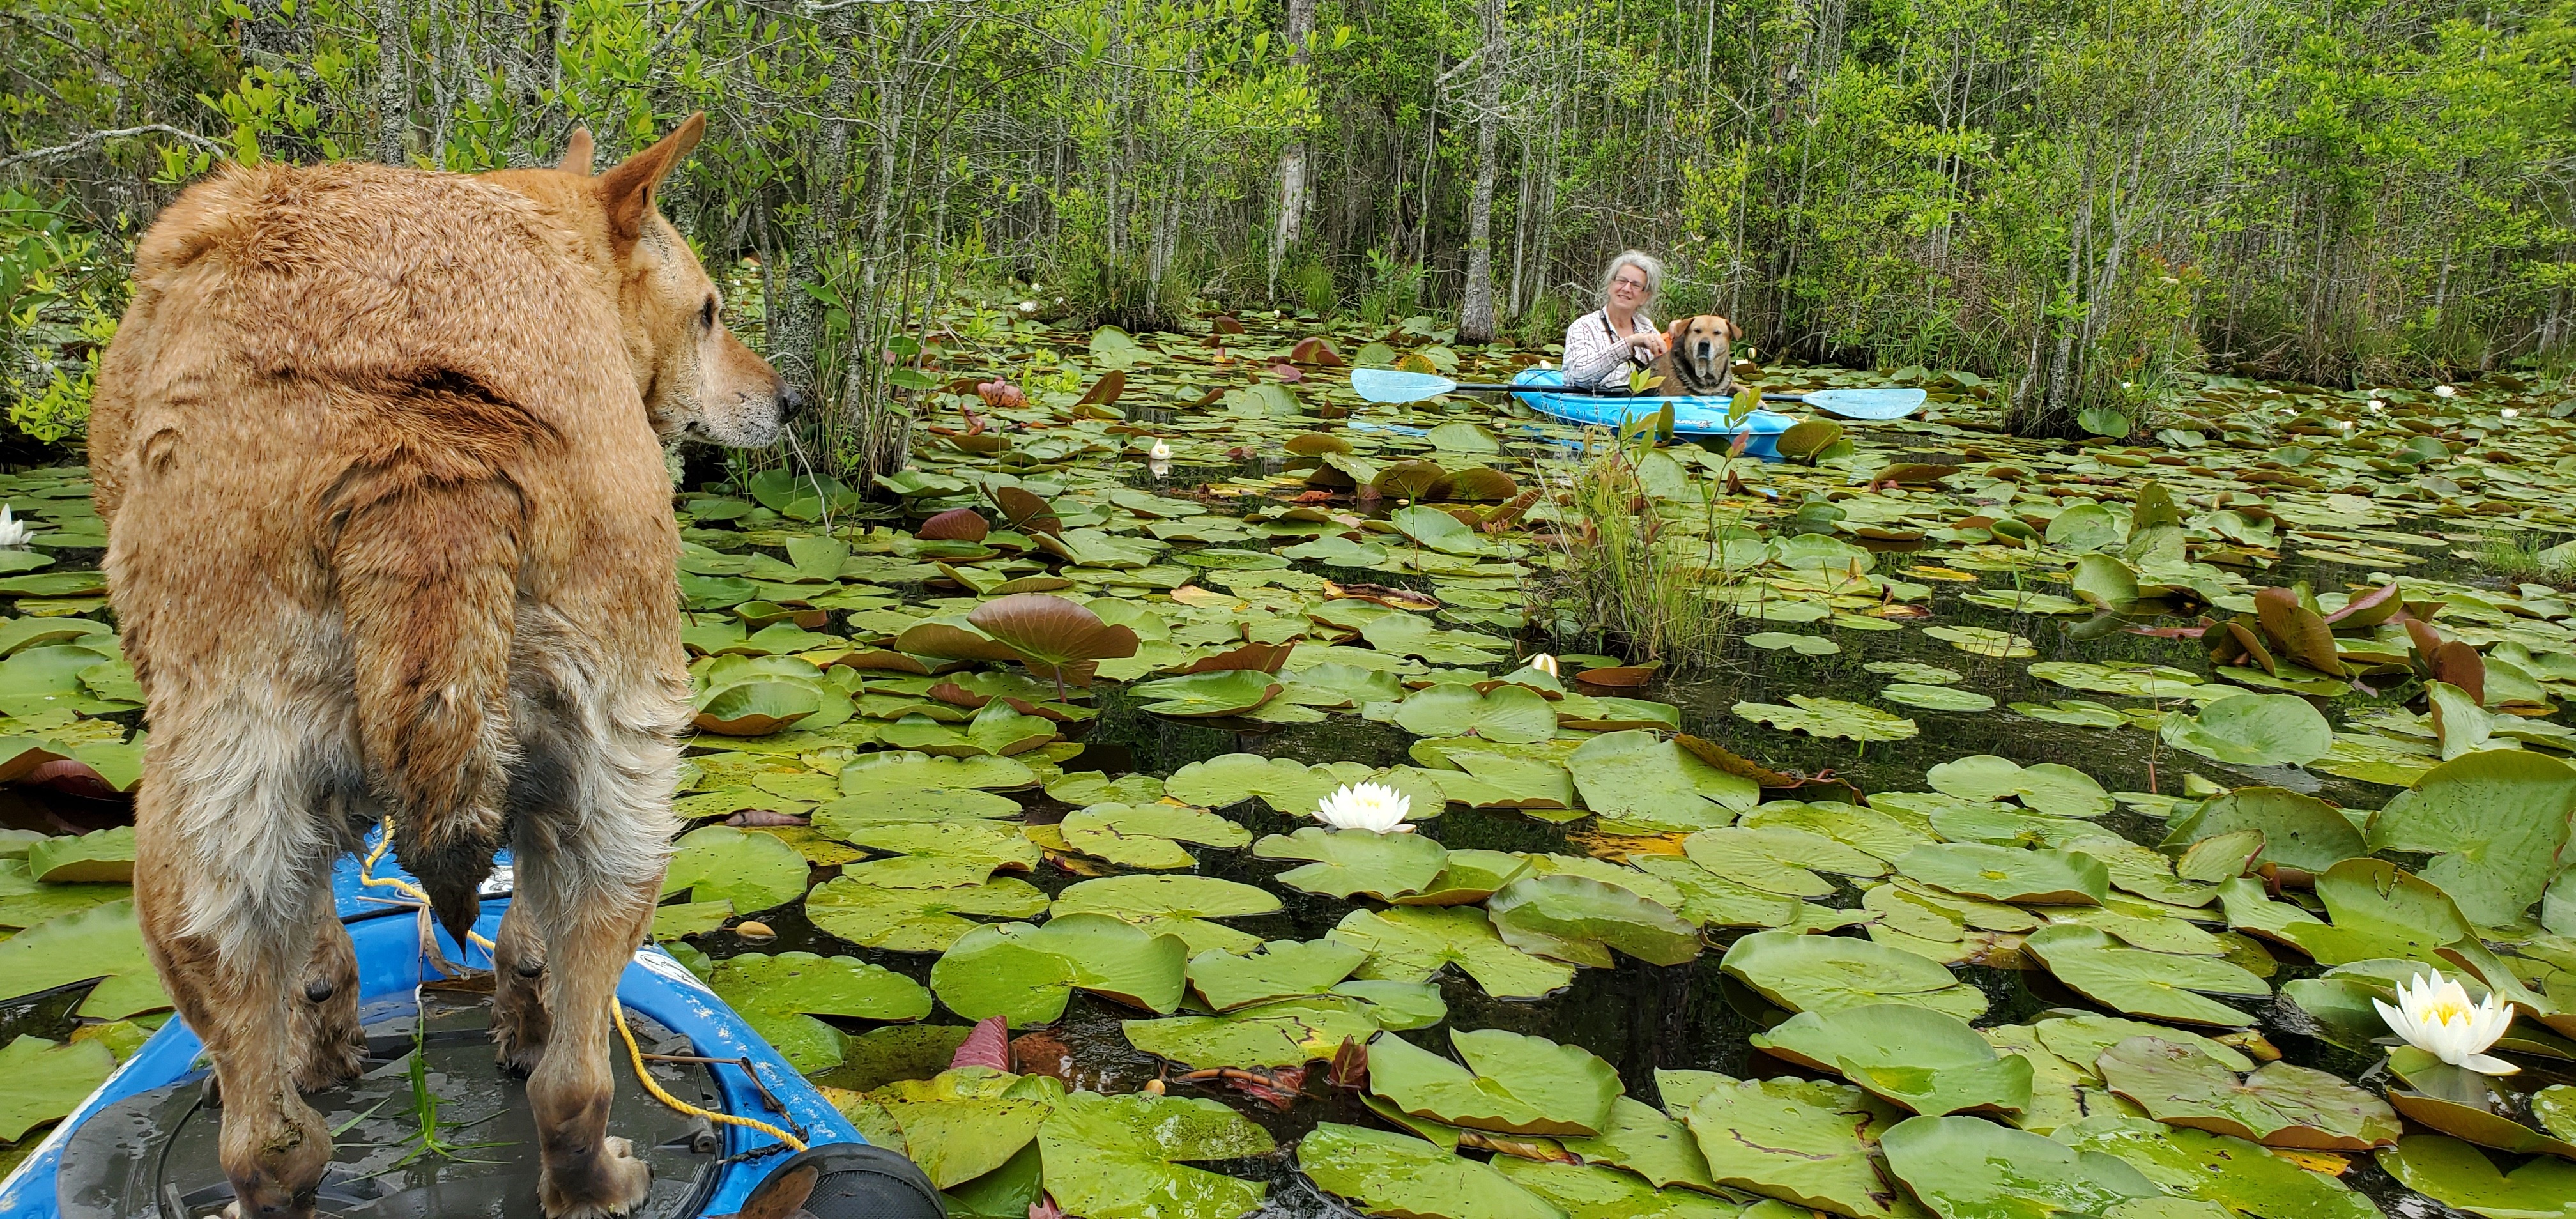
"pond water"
2,314,2573,1218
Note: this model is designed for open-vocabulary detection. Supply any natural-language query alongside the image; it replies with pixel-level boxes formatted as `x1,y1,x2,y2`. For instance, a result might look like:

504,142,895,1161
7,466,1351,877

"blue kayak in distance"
1508,368,1798,461
0,841,863,1219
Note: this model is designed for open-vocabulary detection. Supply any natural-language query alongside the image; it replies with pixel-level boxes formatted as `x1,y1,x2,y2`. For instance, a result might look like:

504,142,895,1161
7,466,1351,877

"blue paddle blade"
1800,387,1927,420
1350,367,1459,404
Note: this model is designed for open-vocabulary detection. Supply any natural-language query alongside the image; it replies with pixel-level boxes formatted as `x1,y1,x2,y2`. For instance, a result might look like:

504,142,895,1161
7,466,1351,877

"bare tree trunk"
1266,0,1317,298
1457,0,1506,341
374,0,410,165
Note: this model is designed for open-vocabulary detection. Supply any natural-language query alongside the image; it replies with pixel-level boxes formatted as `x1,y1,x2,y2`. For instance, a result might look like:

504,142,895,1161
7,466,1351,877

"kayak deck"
1509,368,1797,460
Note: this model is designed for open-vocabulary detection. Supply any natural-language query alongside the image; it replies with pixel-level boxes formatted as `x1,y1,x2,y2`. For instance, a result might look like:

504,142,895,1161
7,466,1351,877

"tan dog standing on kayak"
1651,314,1742,397
89,114,795,1218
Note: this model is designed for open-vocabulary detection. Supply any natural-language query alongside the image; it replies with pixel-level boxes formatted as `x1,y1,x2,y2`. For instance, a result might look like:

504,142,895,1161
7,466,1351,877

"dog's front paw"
292,1032,365,1092
540,1135,652,1219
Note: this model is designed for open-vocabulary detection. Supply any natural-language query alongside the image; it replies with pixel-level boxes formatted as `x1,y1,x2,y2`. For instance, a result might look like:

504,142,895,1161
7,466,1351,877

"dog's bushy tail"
330,424,526,950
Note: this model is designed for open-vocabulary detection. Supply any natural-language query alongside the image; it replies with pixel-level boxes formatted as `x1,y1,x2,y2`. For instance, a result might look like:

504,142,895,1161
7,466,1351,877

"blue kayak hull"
1510,369,1794,461
0,846,859,1219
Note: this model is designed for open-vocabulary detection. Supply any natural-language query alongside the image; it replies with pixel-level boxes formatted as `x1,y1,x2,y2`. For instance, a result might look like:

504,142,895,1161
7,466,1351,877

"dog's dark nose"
779,383,810,418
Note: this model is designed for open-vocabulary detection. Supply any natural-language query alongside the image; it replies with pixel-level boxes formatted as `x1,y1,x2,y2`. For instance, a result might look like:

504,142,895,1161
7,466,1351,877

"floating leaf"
1682,1075,1910,1218
2366,749,2576,926
1565,730,1758,832
806,875,1050,954
708,951,931,1071
1753,1004,2033,1116
1255,827,1450,900
1733,696,1919,741
931,913,1190,1027
1037,1089,1275,1219
0,1034,113,1141
1298,1122,1564,1219
1130,669,1285,717
2096,1035,2400,1149
1896,843,2108,905
2276,856,2476,965
661,825,812,912
1485,873,1703,968
1051,874,1281,953
0,899,168,1018
1369,1027,1621,1137
1330,905,1575,1000
2021,924,2265,1027
1878,1114,2158,1219
2375,1135,2576,1219
2165,786,2366,873
1720,930,1988,1019
2159,694,2333,767
1392,684,1560,743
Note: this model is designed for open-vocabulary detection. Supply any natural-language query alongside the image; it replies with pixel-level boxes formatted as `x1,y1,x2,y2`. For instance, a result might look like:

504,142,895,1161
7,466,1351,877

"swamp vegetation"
0,311,2569,1219
9,1,2576,1217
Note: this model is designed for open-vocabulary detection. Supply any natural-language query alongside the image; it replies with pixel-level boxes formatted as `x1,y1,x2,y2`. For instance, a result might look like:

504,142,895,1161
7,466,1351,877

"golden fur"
90,115,788,1219
1650,314,1742,397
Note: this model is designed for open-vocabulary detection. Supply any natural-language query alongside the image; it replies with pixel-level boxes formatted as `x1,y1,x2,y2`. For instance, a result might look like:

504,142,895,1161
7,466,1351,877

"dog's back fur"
93,118,779,1219
94,158,680,937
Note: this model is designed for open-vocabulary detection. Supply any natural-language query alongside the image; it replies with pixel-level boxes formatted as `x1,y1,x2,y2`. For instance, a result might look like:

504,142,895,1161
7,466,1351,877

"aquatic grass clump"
2471,532,2576,586
1529,440,1741,673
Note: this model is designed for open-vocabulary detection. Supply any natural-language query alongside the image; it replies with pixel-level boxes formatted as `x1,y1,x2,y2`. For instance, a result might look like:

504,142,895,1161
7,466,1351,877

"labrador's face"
1679,315,1742,376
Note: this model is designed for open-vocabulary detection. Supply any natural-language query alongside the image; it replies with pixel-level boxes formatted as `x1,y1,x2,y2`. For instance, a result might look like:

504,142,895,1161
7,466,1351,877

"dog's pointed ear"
1666,318,1689,344
558,129,595,176
595,112,707,247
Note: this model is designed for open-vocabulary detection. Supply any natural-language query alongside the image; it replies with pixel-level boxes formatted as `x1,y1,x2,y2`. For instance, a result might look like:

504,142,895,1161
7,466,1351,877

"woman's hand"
1624,330,1670,360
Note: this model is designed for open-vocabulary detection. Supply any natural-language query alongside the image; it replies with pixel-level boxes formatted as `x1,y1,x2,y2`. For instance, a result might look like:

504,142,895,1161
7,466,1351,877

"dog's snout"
779,383,810,419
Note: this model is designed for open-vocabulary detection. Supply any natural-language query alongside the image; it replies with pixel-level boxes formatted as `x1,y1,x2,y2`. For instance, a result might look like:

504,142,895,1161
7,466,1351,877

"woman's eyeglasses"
1612,277,1648,292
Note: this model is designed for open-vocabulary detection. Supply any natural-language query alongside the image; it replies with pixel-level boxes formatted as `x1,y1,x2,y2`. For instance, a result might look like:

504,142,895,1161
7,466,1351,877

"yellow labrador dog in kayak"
88,114,795,1218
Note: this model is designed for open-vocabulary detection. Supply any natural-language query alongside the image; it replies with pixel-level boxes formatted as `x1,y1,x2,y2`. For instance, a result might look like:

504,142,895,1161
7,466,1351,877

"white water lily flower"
2435,384,2458,397
1315,781,1414,834
2367,400,2384,412
2375,972,2517,1075
1148,439,1172,461
2336,419,2354,430
2503,408,2520,420
0,506,31,549
1528,653,1560,678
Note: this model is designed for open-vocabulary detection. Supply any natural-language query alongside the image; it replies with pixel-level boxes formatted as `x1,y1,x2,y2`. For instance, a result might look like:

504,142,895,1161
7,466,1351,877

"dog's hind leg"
506,647,683,1219
134,704,353,1219
492,898,551,1075
289,916,364,1092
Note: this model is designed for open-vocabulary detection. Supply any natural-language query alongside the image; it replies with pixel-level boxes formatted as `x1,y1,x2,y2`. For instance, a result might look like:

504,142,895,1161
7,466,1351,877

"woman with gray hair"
1561,250,1668,390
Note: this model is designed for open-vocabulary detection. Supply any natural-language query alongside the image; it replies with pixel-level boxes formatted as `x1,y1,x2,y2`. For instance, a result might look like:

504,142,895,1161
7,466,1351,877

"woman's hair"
1598,250,1664,308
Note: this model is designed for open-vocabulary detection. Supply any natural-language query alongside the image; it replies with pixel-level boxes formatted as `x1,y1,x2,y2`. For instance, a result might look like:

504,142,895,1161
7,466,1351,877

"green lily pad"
1733,696,1919,741
1896,843,2109,905
2160,694,2333,767
1122,997,1383,1070
806,875,1051,953
879,702,1060,758
1368,1027,1621,1137
2021,924,2265,1027
2028,661,2208,699
2165,786,2366,873
1684,826,1885,898
1392,684,1559,743
1036,1089,1275,1219
1922,625,2037,659
1485,873,1703,968
839,820,1041,880
0,899,167,1018
1681,1074,1912,1218
1879,1114,2158,1219
840,751,1039,794
930,913,1190,1027
2366,749,2576,925
1163,753,1446,820
1752,1004,2034,1116
2095,1035,2399,1149
2059,1115,2378,1219
1330,905,1576,1000
660,825,812,912
1553,1094,1722,1193
1186,939,1369,1011
1719,930,1988,1019
2275,856,2476,965
869,1068,1063,1190
1130,670,1284,717
1298,1122,1564,1219
1387,505,1491,555
1747,631,1842,656
1882,683,1995,712
0,1034,114,1141
23,825,132,883
707,951,931,1071
0,857,126,929
1255,826,1450,900
1492,1158,1737,1219
1565,730,1758,832
693,678,825,735
1050,874,1282,953
1057,802,1251,870
2375,1134,2576,1219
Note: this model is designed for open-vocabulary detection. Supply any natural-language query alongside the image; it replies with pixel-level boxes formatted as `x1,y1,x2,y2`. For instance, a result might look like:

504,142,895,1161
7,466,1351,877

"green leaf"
1121,997,1384,1070
2165,786,2366,873
1732,696,1918,741
1720,930,1988,1019
1878,1114,2158,1219
1299,1122,1565,1219
1682,1075,1910,1218
2366,749,2576,925
1485,873,1702,968
2021,924,2265,1027
1130,669,1285,717
660,825,811,912
2095,1035,2399,1149
707,951,931,1072
1368,1027,1621,1137
2276,856,2476,965
2060,1116,2378,1219
1036,1090,1275,1219
1050,874,1282,953
1330,905,1575,1000
1565,730,1758,832
24,825,132,883
1753,1004,2033,1116
930,913,1190,1027
0,1034,113,1141
2375,1135,2576,1219
1255,826,1450,900
0,899,168,1018
1492,1158,1735,1219
1895,843,2109,905
1392,684,1559,743
806,875,1050,954
2159,694,2334,767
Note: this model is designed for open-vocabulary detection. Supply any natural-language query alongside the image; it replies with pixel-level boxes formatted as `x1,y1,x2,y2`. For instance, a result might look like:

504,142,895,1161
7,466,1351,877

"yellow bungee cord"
360,820,806,1153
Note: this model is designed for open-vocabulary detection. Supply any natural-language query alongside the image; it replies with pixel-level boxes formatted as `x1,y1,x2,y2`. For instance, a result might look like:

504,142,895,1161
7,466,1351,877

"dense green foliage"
5,0,2575,464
